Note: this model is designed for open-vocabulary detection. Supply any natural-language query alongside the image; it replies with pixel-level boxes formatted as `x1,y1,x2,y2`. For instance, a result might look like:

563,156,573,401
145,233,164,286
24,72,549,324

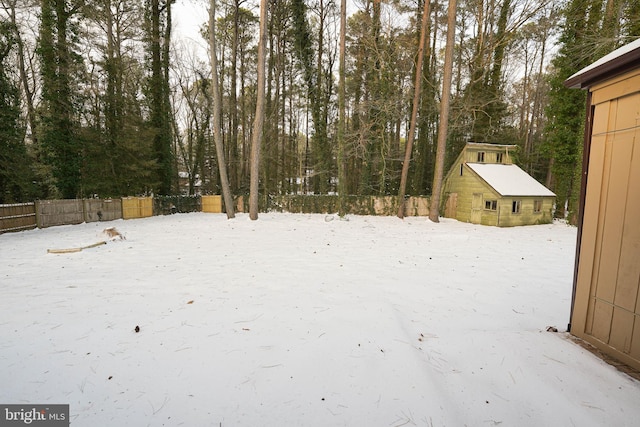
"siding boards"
591,70,640,105
572,73,640,371
496,198,553,227
444,162,495,222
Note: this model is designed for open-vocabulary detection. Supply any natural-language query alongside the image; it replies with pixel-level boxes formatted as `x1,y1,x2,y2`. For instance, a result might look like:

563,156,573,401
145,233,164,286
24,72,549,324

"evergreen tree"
0,19,32,203
38,0,84,199
145,0,174,195
80,0,158,197
624,0,640,37
410,0,439,196
291,0,331,193
542,0,632,221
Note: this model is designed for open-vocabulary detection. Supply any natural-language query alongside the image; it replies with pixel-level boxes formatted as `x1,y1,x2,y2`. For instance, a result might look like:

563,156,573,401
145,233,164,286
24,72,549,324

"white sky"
172,0,210,61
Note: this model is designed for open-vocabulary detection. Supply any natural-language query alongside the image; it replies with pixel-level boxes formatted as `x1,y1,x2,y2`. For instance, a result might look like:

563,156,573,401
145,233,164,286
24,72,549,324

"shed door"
444,193,457,218
572,88,640,370
470,193,482,224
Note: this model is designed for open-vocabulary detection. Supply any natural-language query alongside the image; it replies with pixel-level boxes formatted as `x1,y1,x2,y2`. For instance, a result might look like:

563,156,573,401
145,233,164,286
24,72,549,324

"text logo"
0,405,69,427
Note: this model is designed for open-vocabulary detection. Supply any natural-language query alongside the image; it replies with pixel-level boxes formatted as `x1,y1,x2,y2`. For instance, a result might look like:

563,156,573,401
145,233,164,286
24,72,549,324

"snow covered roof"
565,38,640,89
466,163,556,197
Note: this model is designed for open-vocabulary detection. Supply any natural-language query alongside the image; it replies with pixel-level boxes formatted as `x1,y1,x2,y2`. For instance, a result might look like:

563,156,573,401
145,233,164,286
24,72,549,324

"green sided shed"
442,142,555,226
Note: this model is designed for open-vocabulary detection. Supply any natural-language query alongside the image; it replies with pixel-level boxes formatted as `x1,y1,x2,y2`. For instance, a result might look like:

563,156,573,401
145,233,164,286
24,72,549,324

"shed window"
534,199,542,213
477,152,485,162
512,200,521,214
496,153,503,163
484,200,497,211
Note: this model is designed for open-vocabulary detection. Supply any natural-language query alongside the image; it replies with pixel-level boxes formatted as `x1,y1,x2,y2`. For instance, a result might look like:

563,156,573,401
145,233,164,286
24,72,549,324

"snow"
466,163,556,197
1,213,639,427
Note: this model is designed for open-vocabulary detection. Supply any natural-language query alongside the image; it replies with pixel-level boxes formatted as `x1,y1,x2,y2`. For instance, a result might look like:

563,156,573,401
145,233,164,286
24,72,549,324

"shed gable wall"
464,145,515,164
443,163,497,223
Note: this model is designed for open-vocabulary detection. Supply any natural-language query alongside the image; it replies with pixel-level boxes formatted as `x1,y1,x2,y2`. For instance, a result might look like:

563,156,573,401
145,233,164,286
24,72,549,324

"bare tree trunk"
337,0,347,216
5,0,37,145
229,0,241,192
397,0,431,219
209,0,235,219
429,0,457,223
249,0,268,220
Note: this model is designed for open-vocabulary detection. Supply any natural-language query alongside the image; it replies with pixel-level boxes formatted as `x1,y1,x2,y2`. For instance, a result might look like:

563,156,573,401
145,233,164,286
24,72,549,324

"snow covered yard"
1,213,639,426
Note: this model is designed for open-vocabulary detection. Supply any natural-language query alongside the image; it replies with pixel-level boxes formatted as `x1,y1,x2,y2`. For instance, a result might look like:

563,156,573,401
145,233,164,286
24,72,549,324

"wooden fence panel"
373,196,397,215
345,196,376,215
141,197,153,217
235,196,244,213
405,197,430,216
83,199,123,222
121,197,137,219
202,195,222,213
0,203,37,233
122,197,153,219
36,199,84,228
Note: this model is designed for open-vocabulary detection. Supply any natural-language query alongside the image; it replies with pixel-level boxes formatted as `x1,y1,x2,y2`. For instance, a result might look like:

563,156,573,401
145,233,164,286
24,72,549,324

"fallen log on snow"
47,241,107,254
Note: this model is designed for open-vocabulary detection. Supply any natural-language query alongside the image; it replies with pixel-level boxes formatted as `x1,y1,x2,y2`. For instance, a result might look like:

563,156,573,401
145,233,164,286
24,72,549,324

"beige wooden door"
444,193,457,218
470,193,482,224
572,85,640,370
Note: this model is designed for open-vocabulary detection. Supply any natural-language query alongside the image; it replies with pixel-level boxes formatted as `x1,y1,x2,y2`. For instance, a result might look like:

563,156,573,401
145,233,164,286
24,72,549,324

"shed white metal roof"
466,163,556,197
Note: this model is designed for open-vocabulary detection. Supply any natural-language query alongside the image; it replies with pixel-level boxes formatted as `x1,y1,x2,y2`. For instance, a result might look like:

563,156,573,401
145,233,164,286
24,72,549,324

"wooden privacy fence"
265,195,430,216
36,199,85,228
35,199,122,228
202,195,222,213
83,198,122,222
202,195,245,213
0,194,430,234
404,197,430,216
0,203,37,233
122,197,153,219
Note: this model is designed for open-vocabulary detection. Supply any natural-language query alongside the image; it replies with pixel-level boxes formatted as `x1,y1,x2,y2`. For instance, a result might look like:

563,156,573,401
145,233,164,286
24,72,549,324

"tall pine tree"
543,0,634,221
38,0,83,199
146,0,174,195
